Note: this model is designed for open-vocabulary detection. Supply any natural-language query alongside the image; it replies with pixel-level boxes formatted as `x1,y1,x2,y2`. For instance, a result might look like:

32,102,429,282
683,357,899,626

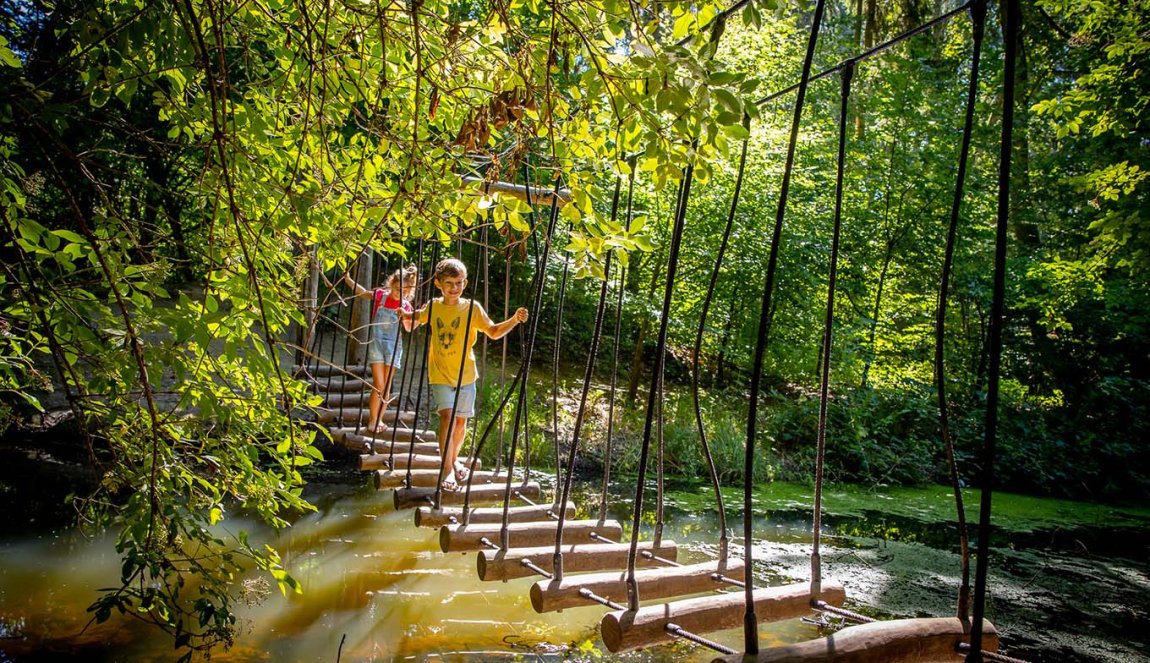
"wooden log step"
332,426,436,445
393,481,541,510
358,444,442,471
376,453,481,472
320,391,372,408
292,363,370,378
305,375,374,393
414,501,576,528
313,407,414,425
530,558,746,614
601,579,846,653
375,468,500,489
439,519,623,553
477,540,679,582
712,617,998,663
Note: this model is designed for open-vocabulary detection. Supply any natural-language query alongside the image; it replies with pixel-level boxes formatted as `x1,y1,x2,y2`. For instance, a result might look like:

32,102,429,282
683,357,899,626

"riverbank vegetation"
2,0,1148,658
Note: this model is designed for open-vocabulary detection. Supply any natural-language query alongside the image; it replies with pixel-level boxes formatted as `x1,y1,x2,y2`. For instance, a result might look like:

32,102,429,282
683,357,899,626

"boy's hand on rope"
514,307,529,323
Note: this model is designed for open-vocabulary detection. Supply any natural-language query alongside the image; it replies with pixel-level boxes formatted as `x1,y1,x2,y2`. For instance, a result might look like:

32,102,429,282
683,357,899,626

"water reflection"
1,478,1146,662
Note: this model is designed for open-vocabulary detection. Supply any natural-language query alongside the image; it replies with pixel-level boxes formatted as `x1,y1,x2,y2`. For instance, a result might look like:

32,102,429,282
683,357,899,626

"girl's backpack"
371,288,386,319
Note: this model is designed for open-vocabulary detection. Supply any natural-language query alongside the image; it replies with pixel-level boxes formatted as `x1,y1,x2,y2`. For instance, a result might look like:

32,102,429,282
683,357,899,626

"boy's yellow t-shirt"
416,298,494,386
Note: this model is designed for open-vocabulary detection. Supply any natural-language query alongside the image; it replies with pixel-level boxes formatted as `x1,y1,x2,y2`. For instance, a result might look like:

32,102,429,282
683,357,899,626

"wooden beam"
292,363,369,378
359,444,445,470
335,426,438,444
530,559,746,613
369,453,481,472
414,501,575,528
314,407,414,425
392,481,542,510
712,617,998,663
461,176,572,207
440,519,623,553
375,468,500,489
601,580,847,653
307,375,374,393
477,541,679,582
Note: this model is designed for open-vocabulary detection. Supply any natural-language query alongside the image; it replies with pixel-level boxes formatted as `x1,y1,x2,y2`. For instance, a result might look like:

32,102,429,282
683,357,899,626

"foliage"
2,0,1150,656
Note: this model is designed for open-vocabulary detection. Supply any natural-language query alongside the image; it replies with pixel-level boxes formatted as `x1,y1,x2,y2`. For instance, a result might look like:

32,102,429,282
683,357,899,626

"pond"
1,458,1147,662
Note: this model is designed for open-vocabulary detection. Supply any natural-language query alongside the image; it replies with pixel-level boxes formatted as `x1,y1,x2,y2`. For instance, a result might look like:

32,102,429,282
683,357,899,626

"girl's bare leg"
368,363,392,433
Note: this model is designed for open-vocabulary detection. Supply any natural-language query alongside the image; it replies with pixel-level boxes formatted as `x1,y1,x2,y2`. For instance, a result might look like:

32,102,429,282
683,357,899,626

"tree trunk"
346,251,372,366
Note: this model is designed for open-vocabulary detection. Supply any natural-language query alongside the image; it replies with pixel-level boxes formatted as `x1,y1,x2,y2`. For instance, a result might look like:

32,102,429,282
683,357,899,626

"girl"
344,264,417,434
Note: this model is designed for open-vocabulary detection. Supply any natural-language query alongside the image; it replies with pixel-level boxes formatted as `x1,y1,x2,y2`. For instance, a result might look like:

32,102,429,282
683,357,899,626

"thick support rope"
812,58,854,599
937,0,987,623
550,238,571,489
552,188,620,579
599,173,631,525
404,242,438,488
497,170,564,550
967,0,1019,660
691,114,750,569
626,151,696,612
742,1,826,654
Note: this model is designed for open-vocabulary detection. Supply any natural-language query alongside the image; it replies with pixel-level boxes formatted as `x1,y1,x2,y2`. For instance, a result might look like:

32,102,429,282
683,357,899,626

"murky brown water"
1,474,1146,662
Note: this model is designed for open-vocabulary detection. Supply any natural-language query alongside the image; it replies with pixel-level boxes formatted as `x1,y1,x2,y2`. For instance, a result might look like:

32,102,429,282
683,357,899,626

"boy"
409,258,528,490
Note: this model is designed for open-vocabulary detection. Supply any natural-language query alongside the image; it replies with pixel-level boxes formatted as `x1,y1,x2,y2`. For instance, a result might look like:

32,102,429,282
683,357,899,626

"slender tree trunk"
347,251,372,366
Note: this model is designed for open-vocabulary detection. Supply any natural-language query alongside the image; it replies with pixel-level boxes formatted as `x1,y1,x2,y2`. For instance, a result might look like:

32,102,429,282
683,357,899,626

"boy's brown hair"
433,258,467,281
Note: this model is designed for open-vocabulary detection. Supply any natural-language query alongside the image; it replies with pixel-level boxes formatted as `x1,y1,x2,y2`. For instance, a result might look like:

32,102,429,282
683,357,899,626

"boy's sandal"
440,476,459,492
454,463,470,483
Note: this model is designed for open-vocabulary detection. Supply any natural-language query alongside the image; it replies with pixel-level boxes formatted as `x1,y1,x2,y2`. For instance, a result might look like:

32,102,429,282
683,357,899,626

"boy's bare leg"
437,408,454,483
447,415,469,478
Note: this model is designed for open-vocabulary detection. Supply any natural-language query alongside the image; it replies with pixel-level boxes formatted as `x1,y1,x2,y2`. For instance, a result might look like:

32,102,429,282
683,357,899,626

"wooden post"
461,177,572,208
601,580,847,653
346,251,372,366
711,617,998,663
297,245,320,367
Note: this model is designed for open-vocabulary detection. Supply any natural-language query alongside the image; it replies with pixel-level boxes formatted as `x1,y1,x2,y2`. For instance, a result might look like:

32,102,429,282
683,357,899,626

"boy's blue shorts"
431,382,476,418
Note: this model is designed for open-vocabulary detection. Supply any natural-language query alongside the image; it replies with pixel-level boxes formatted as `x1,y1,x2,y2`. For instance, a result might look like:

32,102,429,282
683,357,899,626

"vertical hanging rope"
626,148,696,611
742,0,826,654
551,235,571,489
599,170,633,525
937,0,986,623
403,241,437,487
692,115,751,569
968,0,1018,659
552,249,614,580
495,259,511,476
812,58,854,599
495,169,564,549
599,264,627,524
